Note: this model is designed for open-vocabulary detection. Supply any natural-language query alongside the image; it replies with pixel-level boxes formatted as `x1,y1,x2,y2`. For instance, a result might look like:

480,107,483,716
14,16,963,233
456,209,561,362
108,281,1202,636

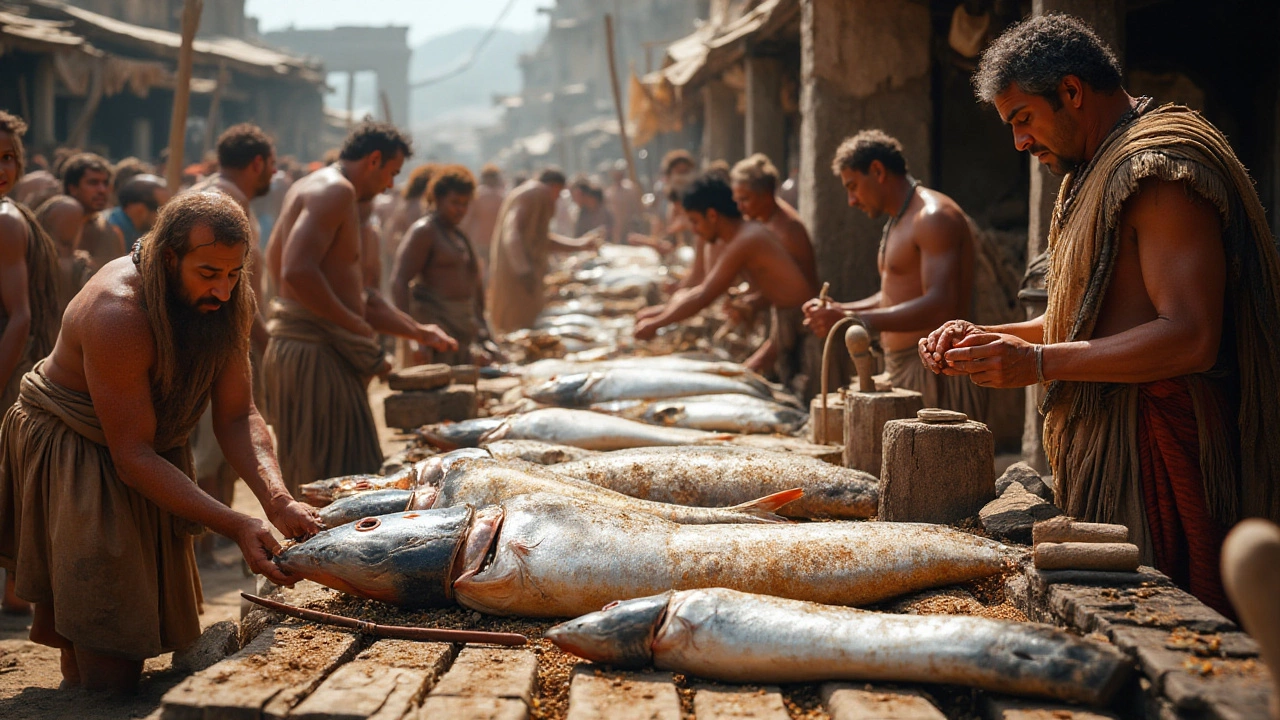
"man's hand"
803,302,846,339
634,317,662,341
266,496,323,540
919,319,985,374
418,324,458,353
637,303,665,321
233,516,297,585
941,332,1038,388
744,344,771,373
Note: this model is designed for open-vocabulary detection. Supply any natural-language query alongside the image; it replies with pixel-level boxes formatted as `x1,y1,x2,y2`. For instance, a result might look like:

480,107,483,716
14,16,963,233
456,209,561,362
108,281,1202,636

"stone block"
451,364,480,385
842,388,923,474
980,484,1062,544
809,392,845,445
694,684,790,719
290,639,454,720
566,667,681,720
384,384,477,429
821,684,945,720
428,647,538,704
982,697,1119,719
171,619,239,674
994,461,1053,501
388,363,452,391
878,417,994,523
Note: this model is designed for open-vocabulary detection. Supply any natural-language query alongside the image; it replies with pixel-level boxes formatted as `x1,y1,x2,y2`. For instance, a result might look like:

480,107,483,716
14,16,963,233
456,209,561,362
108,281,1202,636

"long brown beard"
164,273,243,385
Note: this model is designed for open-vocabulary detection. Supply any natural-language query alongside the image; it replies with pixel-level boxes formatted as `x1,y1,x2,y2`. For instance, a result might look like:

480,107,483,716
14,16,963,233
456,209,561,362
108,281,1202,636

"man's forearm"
856,292,954,334
844,292,882,312
650,289,710,328
549,232,596,251
984,317,1044,343
366,290,421,340
116,449,246,537
1042,316,1214,384
217,412,292,509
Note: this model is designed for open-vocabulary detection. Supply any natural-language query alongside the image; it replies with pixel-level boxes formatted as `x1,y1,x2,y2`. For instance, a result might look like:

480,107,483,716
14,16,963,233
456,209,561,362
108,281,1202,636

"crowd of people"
0,11,1275,698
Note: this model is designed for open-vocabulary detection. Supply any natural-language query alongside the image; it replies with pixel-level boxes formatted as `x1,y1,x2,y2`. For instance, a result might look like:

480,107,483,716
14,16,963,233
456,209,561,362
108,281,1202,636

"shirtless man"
802,130,981,418
460,164,505,278
0,112,60,614
38,153,123,271
106,174,169,255
392,165,493,366
634,174,811,341
0,191,318,691
730,154,819,388
604,161,643,244
263,121,454,492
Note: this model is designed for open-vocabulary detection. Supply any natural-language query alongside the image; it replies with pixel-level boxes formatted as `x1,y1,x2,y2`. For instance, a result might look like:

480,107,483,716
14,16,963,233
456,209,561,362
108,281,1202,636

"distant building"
0,0,326,163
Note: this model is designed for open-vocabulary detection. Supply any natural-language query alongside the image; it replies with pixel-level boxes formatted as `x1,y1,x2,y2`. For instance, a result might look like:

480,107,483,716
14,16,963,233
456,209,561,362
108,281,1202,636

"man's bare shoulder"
191,176,250,209
39,194,83,219
913,188,972,245
67,259,150,337
403,215,439,244
0,199,30,234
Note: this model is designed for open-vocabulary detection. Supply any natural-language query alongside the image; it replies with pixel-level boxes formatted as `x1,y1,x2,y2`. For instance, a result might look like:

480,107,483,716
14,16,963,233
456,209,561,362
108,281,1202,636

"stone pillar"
798,0,933,304
1023,0,1124,469
745,54,786,169
701,79,745,164
132,117,153,160
32,56,56,150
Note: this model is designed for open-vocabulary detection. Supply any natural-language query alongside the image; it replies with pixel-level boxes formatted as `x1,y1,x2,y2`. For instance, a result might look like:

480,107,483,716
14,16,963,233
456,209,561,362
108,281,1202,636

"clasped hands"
918,319,1039,388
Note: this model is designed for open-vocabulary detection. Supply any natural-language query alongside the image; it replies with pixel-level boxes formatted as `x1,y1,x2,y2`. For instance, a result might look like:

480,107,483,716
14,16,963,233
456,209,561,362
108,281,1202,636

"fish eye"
355,517,382,532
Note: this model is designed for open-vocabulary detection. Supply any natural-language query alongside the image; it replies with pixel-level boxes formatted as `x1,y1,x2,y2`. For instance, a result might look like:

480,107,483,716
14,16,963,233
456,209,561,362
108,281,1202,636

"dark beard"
165,282,241,380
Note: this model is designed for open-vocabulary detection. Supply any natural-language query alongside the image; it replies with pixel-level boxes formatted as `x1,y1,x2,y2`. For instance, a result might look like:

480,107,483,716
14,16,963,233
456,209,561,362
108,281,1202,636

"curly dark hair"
61,152,112,193
661,149,695,177
537,167,566,186
973,14,1122,106
339,120,413,163
217,123,274,170
831,130,908,176
680,173,742,219
402,163,436,200
428,164,476,202
0,110,29,177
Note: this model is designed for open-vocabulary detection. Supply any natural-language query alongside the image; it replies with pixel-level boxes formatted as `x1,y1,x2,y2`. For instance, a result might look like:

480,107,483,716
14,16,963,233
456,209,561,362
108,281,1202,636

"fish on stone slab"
452,493,1012,617
409,457,801,525
526,369,773,407
545,588,1130,707
479,408,727,451
553,445,878,519
274,494,1013,618
299,464,420,507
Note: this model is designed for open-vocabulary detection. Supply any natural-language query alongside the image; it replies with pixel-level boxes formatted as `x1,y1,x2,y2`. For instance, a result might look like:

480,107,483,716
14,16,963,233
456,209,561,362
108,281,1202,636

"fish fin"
728,487,804,521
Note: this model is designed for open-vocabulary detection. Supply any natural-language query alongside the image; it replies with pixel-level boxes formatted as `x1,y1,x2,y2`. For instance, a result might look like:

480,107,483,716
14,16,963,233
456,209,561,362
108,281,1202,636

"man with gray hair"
920,14,1280,614
803,130,982,420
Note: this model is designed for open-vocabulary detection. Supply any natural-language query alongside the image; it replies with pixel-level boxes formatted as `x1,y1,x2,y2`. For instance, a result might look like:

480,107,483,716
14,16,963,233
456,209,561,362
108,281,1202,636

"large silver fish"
479,408,726,450
409,458,800,525
545,588,1130,706
553,446,877,519
452,493,1012,617
299,464,420,507
318,489,414,527
519,357,753,381
482,439,597,465
418,417,505,450
526,369,772,407
637,395,808,434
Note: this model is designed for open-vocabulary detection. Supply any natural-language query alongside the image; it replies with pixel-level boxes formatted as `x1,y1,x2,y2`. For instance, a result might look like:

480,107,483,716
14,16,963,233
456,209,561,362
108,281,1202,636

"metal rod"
165,0,202,191
242,593,528,646
818,316,859,445
603,14,639,188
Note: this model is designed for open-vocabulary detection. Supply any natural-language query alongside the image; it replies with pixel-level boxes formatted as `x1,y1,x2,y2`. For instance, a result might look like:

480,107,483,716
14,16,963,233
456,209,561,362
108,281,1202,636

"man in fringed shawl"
922,14,1280,616
0,191,320,692
263,121,455,494
0,112,61,614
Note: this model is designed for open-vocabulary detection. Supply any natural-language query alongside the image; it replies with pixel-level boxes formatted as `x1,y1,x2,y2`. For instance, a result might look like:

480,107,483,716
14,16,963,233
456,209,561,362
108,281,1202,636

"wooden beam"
603,14,639,188
165,0,203,191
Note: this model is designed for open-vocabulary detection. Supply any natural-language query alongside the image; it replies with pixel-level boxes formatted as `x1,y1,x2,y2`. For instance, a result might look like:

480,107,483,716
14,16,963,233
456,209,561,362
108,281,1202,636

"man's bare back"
762,199,818,289
44,258,146,393
713,222,813,309
267,167,368,335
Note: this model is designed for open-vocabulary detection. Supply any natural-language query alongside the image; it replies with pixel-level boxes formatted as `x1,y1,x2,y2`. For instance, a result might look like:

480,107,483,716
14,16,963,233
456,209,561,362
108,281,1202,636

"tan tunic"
883,346,989,423
487,182,555,334
0,362,204,659
262,298,387,494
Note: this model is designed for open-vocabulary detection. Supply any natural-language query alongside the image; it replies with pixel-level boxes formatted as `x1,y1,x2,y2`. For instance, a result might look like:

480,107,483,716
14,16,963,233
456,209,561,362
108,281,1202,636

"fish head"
317,489,414,528
648,403,686,426
524,373,596,406
275,506,473,609
988,622,1133,705
544,592,672,667
419,418,504,450
409,450,492,510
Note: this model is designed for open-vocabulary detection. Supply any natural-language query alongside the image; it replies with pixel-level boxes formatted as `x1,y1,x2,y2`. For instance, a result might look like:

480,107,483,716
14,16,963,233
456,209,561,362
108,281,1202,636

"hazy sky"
245,0,545,46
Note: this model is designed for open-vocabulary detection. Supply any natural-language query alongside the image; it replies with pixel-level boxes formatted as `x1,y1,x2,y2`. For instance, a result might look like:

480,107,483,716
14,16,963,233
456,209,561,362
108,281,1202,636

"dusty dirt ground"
0,382,407,719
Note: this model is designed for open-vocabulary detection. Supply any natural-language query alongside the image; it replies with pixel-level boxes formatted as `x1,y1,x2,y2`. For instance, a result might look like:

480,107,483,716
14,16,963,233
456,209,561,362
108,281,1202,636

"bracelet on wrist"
1034,344,1046,384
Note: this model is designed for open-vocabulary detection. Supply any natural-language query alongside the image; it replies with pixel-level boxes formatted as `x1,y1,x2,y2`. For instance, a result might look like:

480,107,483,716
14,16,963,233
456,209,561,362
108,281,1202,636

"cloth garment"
883,346,989,423
105,205,142,252
488,182,556,334
262,298,386,495
770,306,820,400
409,282,476,366
0,362,203,659
1041,103,1280,557
0,199,61,410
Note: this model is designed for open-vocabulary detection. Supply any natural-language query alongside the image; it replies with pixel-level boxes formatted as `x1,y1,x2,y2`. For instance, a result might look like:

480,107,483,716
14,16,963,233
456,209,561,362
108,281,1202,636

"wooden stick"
165,0,202,192
241,593,528,646
603,14,639,188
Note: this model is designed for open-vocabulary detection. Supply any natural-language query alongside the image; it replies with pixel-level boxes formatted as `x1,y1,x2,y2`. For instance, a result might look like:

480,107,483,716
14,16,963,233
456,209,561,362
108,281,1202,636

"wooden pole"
165,0,202,191
346,72,356,129
603,14,639,188
379,89,393,124
201,61,227,155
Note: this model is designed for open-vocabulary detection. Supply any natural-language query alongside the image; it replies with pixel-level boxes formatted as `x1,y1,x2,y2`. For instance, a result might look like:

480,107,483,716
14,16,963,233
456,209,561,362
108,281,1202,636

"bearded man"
921,15,1280,615
0,191,319,691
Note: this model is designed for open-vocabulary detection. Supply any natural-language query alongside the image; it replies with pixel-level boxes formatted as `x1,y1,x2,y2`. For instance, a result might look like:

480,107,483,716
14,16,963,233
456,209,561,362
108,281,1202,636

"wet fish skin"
526,369,772,407
415,448,494,488
482,439,598,465
641,397,808,434
318,489,413,528
299,465,418,507
419,417,505,450
554,446,878,519
546,588,1130,707
452,493,1011,618
519,357,752,381
275,506,473,608
480,408,724,451
416,458,800,525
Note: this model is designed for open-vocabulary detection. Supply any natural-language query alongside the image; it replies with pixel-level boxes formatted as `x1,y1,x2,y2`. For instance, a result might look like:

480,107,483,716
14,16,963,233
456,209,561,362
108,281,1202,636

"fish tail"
728,488,804,521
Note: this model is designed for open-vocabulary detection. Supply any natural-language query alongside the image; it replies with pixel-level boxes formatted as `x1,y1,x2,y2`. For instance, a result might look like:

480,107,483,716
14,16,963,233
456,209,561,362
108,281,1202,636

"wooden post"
380,89,394,124
165,0,202,191
201,61,227,155
346,72,356,129
68,60,105,148
603,14,639,188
